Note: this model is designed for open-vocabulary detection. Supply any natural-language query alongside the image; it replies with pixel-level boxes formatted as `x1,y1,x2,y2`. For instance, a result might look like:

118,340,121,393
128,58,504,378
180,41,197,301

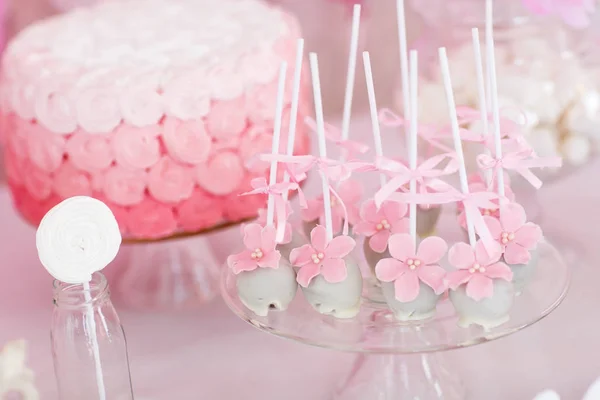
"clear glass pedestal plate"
220,241,570,400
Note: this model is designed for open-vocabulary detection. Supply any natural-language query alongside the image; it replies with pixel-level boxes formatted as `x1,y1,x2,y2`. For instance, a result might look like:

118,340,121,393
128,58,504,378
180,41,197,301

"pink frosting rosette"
207,63,245,101
23,161,53,201
375,233,448,302
10,83,36,120
100,165,147,206
127,198,178,240
92,194,131,236
148,156,195,203
119,79,164,128
195,151,244,196
224,174,268,222
52,161,92,198
75,84,122,134
163,69,211,120
177,188,224,232
240,126,274,173
112,125,161,170
25,123,66,173
239,49,281,86
206,97,247,140
7,119,29,158
290,225,356,287
162,118,212,165
33,77,77,134
4,148,25,185
66,130,114,172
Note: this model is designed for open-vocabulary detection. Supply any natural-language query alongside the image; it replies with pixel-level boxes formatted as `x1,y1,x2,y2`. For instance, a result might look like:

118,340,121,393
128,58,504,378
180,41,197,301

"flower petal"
504,242,531,265
475,239,502,265
514,223,542,249
484,215,503,239
260,225,278,251
296,263,321,287
416,236,448,264
375,258,404,282
394,271,420,302
448,242,475,270
290,244,315,267
369,231,390,253
446,269,472,290
390,217,410,234
499,202,526,232
243,223,263,250
321,258,348,283
360,199,381,223
227,251,258,274
257,250,281,269
387,233,415,261
383,200,408,222
484,262,513,281
310,225,328,252
417,264,447,294
465,273,494,301
353,221,378,236
326,235,356,258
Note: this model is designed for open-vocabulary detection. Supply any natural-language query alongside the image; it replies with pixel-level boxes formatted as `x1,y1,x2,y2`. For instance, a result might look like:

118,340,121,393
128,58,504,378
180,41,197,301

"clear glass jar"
51,272,134,400
404,0,600,173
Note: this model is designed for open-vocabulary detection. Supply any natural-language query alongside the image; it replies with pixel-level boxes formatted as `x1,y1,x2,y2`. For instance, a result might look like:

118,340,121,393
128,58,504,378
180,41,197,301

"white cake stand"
220,241,569,399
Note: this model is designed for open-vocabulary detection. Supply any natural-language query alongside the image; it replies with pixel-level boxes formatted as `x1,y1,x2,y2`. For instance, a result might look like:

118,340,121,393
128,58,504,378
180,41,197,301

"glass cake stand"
220,241,569,399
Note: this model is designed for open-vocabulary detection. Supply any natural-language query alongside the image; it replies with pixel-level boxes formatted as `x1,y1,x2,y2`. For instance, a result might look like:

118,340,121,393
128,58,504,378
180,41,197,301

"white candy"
36,196,122,284
562,135,591,166
526,128,559,158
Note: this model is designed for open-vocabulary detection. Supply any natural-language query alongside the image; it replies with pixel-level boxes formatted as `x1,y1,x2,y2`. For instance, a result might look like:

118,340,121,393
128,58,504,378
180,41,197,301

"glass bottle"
404,0,600,174
51,272,134,400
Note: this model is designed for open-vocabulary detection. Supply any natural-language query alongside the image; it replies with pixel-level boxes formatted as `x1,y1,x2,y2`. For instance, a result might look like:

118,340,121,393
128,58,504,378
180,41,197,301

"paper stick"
396,0,410,150
439,47,476,247
485,0,493,114
283,39,305,202
340,4,362,145
471,28,492,184
309,53,334,242
409,50,418,244
266,62,288,226
83,280,106,400
486,0,506,198
362,51,386,188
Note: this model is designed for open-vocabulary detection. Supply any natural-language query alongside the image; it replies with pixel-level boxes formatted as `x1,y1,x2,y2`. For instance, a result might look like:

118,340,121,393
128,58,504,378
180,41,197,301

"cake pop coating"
505,248,539,294
381,281,441,322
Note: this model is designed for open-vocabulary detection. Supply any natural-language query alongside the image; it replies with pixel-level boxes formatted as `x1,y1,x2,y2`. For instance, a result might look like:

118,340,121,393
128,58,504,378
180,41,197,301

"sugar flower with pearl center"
447,240,513,301
375,233,448,302
354,199,410,253
290,225,356,287
227,223,281,274
484,202,542,265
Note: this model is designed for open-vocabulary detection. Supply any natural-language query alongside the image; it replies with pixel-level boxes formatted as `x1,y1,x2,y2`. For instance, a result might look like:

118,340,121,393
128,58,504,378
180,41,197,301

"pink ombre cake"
0,0,310,240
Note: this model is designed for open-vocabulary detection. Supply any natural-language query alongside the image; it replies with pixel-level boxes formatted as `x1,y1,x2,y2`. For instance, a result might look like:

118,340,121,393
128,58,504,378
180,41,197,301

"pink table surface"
1,114,599,400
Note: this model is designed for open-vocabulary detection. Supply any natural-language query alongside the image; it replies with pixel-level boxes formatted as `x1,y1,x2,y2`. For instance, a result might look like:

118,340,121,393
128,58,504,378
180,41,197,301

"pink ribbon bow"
304,117,370,158
240,177,300,243
477,149,563,189
455,106,526,139
374,153,459,208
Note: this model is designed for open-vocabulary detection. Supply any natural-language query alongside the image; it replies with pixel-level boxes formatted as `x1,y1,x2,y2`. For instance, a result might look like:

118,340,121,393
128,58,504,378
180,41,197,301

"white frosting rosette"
36,196,122,283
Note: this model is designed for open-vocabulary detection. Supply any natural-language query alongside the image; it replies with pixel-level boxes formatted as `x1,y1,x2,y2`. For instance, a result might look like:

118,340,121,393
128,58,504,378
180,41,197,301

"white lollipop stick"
266,62,288,226
439,48,476,247
486,3,506,199
396,0,410,150
409,50,418,244
471,28,492,184
340,4,362,145
309,53,334,242
36,196,122,400
283,39,304,202
362,51,386,188
485,0,493,111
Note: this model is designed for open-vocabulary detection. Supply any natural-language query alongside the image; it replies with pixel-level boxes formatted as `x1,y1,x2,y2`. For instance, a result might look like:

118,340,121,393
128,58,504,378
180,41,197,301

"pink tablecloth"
0,114,599,399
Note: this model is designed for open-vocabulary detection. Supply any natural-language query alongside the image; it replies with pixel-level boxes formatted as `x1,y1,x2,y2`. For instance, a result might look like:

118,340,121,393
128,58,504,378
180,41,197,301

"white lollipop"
36,196,121,284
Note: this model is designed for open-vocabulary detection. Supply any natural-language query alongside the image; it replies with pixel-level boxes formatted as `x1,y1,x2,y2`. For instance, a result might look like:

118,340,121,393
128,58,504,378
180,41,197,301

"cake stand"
220,241,569,399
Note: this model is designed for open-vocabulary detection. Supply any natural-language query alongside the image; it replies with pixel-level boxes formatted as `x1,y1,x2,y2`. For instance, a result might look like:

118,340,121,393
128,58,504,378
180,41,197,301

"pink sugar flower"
447,240,513,301
375,233,448,302
484,202,543,265
302,179,362,234
290,225,356,287
354,199,409,253
522,0,595,28
227,223,281,274
255,204,293,245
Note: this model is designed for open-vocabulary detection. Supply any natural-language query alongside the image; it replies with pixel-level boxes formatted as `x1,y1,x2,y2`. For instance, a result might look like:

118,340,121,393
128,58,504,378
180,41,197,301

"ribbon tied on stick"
240,177,300,243
477,149,563,190
304,117,369,158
